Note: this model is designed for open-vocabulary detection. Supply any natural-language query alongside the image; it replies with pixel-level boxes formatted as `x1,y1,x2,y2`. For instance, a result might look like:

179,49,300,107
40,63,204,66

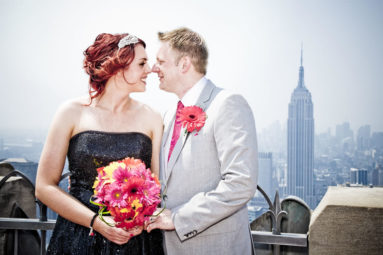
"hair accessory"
118,34,139,49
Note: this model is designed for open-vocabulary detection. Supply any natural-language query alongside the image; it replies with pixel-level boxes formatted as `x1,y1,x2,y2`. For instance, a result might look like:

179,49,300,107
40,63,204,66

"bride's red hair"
83,33,146,102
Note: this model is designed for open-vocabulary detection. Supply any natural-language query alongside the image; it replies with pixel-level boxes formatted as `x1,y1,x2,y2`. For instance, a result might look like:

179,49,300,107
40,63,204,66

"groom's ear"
179,56,192,73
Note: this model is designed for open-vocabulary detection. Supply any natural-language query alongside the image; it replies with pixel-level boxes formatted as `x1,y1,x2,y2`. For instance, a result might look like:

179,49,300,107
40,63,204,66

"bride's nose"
144,64,151,74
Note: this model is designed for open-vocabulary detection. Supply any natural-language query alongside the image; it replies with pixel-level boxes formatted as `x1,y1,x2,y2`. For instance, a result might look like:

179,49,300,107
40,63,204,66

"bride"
35,33,164,254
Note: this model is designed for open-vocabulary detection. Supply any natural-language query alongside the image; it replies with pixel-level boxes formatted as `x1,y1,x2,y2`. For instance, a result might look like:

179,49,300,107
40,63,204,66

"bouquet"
90,157,161,230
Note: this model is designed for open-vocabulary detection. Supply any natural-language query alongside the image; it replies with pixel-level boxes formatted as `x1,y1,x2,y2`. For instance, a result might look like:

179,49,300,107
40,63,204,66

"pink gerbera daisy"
105,182,128,208
113,166,131,184
122,176,145,196
177,106,207,133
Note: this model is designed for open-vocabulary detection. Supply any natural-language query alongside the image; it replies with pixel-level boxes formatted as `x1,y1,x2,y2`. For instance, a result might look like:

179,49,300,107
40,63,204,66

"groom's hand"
146,209,175,233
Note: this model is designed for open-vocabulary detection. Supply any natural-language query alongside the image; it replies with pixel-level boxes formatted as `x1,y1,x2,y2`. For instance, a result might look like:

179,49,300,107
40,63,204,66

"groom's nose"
151,64,159,73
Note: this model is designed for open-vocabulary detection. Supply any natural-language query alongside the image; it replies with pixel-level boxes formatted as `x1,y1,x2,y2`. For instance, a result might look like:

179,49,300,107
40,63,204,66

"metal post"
14,229,18,255
273,244,280,255
38,201,48,255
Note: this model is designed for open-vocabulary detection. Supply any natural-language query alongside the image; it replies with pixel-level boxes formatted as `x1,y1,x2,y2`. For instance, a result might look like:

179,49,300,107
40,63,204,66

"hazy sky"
1,0,382,136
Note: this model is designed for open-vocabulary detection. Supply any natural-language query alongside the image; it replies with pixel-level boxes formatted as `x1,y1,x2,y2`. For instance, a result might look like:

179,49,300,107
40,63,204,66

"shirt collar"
180,76,207,107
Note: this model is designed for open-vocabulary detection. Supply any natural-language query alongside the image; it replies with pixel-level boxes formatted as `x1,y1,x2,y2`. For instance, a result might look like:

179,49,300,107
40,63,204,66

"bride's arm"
150,110,164,178
35,101,132,244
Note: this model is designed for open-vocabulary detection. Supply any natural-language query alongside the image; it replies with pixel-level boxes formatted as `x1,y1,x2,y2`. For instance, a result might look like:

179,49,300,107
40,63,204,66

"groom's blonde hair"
158,27,208,75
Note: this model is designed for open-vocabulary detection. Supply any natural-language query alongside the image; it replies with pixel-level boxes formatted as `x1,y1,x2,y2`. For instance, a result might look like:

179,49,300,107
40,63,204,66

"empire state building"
287,49,315,208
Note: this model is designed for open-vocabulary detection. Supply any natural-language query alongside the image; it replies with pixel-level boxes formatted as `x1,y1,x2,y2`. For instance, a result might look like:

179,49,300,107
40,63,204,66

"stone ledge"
309,186,383,254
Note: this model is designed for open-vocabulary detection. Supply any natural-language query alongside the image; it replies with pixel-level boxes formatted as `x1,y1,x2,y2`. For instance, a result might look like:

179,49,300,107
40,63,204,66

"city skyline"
0,0,382,135
2,46,382,212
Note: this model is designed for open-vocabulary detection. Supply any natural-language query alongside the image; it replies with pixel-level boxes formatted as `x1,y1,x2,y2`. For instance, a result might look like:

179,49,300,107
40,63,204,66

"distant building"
258,152,274,198
314,178,328,206
247,196,268,223
287,48,315,208
372,164,383,186
350,168,368,185
357,125,371,151
336,122,354,143
371,132,383,151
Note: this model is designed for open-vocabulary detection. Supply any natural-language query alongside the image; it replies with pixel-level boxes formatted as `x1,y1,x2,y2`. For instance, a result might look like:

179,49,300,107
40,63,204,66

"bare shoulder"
50,96,90,135
56,96,88,118
42,96,89,141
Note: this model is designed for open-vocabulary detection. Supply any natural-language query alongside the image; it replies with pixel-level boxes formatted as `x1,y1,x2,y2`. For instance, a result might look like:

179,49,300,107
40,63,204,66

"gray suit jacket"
160,80,258,255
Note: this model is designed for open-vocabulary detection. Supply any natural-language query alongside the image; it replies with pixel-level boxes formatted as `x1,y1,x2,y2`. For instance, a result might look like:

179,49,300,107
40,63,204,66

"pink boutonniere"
176,106,207,135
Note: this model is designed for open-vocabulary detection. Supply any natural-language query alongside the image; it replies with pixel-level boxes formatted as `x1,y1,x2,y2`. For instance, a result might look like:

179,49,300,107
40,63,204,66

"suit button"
163,195,168,201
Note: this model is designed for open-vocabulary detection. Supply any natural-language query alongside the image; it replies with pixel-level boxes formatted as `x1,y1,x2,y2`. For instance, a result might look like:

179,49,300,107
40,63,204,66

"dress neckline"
69,130,152,142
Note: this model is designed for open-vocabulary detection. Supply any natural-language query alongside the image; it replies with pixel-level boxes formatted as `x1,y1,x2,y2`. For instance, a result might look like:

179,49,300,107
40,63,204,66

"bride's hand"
103,217,143,237
125,225,144,237
92,216,132,245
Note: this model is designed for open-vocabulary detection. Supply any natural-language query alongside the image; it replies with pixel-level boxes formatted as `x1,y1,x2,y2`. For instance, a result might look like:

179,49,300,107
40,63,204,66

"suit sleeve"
172,93,259,241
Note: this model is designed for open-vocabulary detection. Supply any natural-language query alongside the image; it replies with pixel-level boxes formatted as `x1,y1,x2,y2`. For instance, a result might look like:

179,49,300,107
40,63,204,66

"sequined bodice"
68,131,152,189
47,130,164,255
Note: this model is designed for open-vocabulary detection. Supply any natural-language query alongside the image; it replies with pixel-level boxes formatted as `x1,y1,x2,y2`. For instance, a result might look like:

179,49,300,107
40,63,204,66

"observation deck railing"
0,170,307,255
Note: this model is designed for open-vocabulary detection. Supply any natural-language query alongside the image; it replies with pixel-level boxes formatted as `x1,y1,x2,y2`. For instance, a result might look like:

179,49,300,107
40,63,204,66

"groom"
148,27,258,255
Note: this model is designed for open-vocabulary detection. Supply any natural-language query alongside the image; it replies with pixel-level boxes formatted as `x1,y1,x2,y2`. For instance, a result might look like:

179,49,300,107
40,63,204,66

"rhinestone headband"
118,34,139,49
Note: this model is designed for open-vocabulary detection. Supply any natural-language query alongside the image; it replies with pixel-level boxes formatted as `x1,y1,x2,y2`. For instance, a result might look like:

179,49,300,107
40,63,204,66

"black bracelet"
89,213,98,236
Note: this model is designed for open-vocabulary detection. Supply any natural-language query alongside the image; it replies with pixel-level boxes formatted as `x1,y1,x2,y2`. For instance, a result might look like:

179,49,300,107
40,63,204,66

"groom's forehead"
158,43,171,54
157,43,177,60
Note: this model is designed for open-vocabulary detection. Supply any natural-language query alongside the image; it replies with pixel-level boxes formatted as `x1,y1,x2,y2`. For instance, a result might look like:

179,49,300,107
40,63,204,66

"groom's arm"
171,93,258,240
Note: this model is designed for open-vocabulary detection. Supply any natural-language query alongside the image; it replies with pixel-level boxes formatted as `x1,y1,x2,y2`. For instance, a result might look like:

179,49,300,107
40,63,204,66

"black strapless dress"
47,131,164,255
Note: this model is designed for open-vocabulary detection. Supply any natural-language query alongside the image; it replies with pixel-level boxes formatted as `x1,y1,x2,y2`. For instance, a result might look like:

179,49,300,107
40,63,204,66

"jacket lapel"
161,110,175,149
165,80,216,184
160,107,176,181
